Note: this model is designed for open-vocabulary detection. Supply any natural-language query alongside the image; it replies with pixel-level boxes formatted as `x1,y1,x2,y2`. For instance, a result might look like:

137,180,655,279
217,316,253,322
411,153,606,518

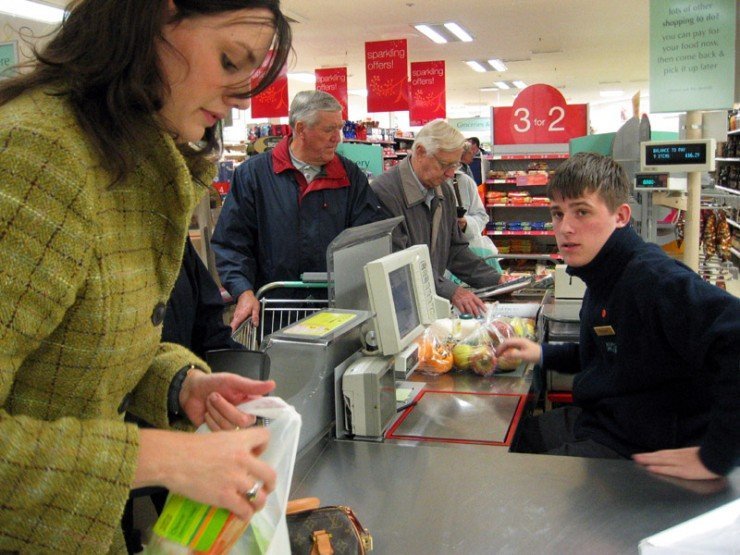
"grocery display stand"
482,151,568,271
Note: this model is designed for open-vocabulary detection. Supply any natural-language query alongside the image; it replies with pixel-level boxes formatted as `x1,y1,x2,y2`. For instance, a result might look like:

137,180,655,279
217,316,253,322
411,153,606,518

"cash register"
341,244,450,439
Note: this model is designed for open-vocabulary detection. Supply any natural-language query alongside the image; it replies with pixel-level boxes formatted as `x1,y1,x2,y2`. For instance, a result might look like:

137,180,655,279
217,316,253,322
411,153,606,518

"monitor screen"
644,143,706,166
389,265,420,340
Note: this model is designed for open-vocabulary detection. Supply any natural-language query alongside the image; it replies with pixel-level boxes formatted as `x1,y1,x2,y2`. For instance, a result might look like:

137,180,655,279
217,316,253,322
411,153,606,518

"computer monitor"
363,244,446,356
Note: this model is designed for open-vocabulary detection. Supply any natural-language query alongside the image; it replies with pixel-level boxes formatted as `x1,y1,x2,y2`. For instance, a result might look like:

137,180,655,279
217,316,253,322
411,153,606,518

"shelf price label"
493,84,587,145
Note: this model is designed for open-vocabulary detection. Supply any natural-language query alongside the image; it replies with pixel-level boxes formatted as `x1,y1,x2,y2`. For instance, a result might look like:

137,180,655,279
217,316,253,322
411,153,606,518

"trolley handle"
254,280,328,301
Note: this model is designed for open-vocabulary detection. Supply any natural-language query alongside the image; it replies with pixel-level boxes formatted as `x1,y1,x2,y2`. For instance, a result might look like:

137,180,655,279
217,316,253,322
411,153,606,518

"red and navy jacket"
212,136,384,299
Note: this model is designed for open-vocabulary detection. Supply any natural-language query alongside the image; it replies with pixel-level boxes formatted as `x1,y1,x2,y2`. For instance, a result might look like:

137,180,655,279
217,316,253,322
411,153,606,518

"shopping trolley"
232,280,329,350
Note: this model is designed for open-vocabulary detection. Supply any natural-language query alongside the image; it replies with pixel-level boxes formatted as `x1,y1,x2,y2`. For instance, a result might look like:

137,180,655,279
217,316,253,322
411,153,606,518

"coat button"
151,302,167,326
117,393,132,414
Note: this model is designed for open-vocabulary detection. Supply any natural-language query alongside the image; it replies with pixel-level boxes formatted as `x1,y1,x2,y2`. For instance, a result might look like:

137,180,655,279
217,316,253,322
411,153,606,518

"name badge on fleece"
593,325,616,336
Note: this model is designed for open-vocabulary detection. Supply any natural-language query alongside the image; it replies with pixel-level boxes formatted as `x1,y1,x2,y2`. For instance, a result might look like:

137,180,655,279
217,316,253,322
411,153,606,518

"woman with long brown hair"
0,1,292,552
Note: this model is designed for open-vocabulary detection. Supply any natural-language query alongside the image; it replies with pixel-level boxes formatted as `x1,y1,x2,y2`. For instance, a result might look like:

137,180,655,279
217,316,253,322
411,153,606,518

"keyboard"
471,275,533,298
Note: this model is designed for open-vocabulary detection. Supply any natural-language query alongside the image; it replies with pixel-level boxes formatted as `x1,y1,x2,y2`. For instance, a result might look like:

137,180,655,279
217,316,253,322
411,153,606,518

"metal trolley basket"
232,280,329,350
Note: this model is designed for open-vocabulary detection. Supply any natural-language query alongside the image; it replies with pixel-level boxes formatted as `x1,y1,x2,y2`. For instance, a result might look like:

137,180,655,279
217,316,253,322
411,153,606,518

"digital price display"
634,173,669,191
640,139,715,173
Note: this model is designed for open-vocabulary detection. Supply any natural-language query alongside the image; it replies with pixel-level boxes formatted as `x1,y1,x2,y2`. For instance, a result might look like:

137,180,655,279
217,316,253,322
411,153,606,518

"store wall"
0,16,57,66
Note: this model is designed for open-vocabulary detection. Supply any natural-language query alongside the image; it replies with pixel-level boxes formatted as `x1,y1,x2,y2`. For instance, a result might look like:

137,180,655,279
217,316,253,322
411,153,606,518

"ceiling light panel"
443,22,473,42
487,59,508,72
494,81,511,90
414,22,474,44
414,24,447,44
465,61,487,73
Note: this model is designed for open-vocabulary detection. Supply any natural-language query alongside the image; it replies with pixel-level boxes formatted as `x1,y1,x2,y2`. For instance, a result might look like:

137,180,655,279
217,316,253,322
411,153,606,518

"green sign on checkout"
649,0,736,112
0,42,18,79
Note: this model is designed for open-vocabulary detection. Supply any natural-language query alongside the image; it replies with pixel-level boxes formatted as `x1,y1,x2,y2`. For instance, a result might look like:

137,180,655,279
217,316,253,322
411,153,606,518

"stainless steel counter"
291,438,740,554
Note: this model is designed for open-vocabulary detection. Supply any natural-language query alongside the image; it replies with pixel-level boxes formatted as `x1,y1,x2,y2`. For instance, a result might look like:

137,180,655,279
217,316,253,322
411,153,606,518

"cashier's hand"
179,368,276,430
497,337,542,364
457,217,467,232
632,447,721,481
451,286,487,316
231,290,261,331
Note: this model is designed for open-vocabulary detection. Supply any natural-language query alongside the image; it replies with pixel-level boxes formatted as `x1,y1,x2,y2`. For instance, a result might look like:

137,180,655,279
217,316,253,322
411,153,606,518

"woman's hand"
135,427,276,522
179,370,275,429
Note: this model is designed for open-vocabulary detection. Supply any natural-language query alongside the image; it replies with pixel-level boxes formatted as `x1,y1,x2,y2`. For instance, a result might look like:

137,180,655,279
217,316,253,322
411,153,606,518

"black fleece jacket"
542,225,740,475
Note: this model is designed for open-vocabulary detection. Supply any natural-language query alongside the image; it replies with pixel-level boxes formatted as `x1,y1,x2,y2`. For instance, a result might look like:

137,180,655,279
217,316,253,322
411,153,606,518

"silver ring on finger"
245,481,261,503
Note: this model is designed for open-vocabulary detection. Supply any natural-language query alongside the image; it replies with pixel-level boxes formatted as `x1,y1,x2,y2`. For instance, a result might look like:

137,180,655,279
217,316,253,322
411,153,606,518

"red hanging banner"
250,53,289,118
493,84,587,145
315,67,348,120
365,39,409,113
409,61,446,126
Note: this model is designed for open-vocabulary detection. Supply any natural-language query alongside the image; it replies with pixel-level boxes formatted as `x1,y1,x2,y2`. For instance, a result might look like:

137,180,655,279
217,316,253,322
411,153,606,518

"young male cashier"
498,152,740,481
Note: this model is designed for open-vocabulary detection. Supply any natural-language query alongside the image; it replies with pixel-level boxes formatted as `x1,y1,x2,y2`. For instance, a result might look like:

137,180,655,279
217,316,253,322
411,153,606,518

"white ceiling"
24,1,739,122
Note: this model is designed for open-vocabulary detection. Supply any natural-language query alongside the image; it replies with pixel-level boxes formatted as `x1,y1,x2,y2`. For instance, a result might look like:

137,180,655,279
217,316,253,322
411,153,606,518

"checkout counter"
258,223,739,553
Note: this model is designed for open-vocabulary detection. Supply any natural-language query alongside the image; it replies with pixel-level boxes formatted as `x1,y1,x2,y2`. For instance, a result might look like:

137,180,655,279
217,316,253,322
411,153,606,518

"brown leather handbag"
286,498,373,554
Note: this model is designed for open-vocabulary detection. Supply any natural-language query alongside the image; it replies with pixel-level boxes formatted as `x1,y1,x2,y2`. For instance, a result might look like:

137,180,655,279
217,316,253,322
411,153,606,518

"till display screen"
645,143,707,166
635,173,669,189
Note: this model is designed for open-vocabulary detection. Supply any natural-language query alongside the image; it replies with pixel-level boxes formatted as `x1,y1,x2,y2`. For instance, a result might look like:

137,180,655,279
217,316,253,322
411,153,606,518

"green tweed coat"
0,88,214,553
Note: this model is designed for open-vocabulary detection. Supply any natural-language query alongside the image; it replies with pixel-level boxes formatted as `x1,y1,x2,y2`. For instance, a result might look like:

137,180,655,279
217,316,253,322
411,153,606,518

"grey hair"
288,90,343,128
412,119,465,155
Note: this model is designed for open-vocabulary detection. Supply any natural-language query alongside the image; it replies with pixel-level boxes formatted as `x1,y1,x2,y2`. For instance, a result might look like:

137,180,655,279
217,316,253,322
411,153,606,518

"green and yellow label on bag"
153,493,236,552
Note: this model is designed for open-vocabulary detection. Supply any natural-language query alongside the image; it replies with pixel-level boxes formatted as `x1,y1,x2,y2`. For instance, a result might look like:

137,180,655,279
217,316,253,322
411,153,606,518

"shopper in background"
450,163,502,275
0,1,292,552
498,152,740,480
371,119,503,316
212,90,384,332
459,140,476,181
468,136,487,156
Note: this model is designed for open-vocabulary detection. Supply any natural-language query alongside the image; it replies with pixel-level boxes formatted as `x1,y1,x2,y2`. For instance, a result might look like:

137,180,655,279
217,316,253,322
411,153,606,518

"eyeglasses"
431,152,462,172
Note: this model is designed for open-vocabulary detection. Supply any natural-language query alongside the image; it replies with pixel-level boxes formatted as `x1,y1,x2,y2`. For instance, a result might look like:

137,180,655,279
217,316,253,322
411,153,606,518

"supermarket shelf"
343,138,395,146
727,128,740,136
715,185,740,196
484,179,548,187
716,157,740,163
728,218,740,231
483,153,568,160
487,230,555,236
731,247,740,259
494,253,563,260
486,204,551,208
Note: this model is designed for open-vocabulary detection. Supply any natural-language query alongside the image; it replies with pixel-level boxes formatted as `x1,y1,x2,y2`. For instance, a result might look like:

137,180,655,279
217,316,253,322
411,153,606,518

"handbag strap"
310,530,334,555
451,175,464,208
287,496,321,515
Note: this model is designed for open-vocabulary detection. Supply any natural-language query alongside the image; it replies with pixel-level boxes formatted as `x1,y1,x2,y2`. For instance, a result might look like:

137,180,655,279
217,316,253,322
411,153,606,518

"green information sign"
649,0,736,112
336,142,383,179
0,41,18,79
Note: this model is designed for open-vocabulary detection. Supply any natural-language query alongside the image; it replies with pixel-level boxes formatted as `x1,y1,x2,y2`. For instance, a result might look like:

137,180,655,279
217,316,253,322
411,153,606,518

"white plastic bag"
146,397,301,555
221,397,302,555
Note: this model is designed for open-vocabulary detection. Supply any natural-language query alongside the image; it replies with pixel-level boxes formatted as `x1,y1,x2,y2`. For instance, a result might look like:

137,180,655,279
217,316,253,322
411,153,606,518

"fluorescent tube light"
487,59,508,72
512,80,527,89
479,87,498,92
288,72,316,83
0,0,65,24
465,60,487,73
415,25,447,44
494,81,511,90
443,22,473,42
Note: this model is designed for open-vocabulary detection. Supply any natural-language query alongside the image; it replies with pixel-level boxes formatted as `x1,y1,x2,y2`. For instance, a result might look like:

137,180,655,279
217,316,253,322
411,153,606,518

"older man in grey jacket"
371,119,502,315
